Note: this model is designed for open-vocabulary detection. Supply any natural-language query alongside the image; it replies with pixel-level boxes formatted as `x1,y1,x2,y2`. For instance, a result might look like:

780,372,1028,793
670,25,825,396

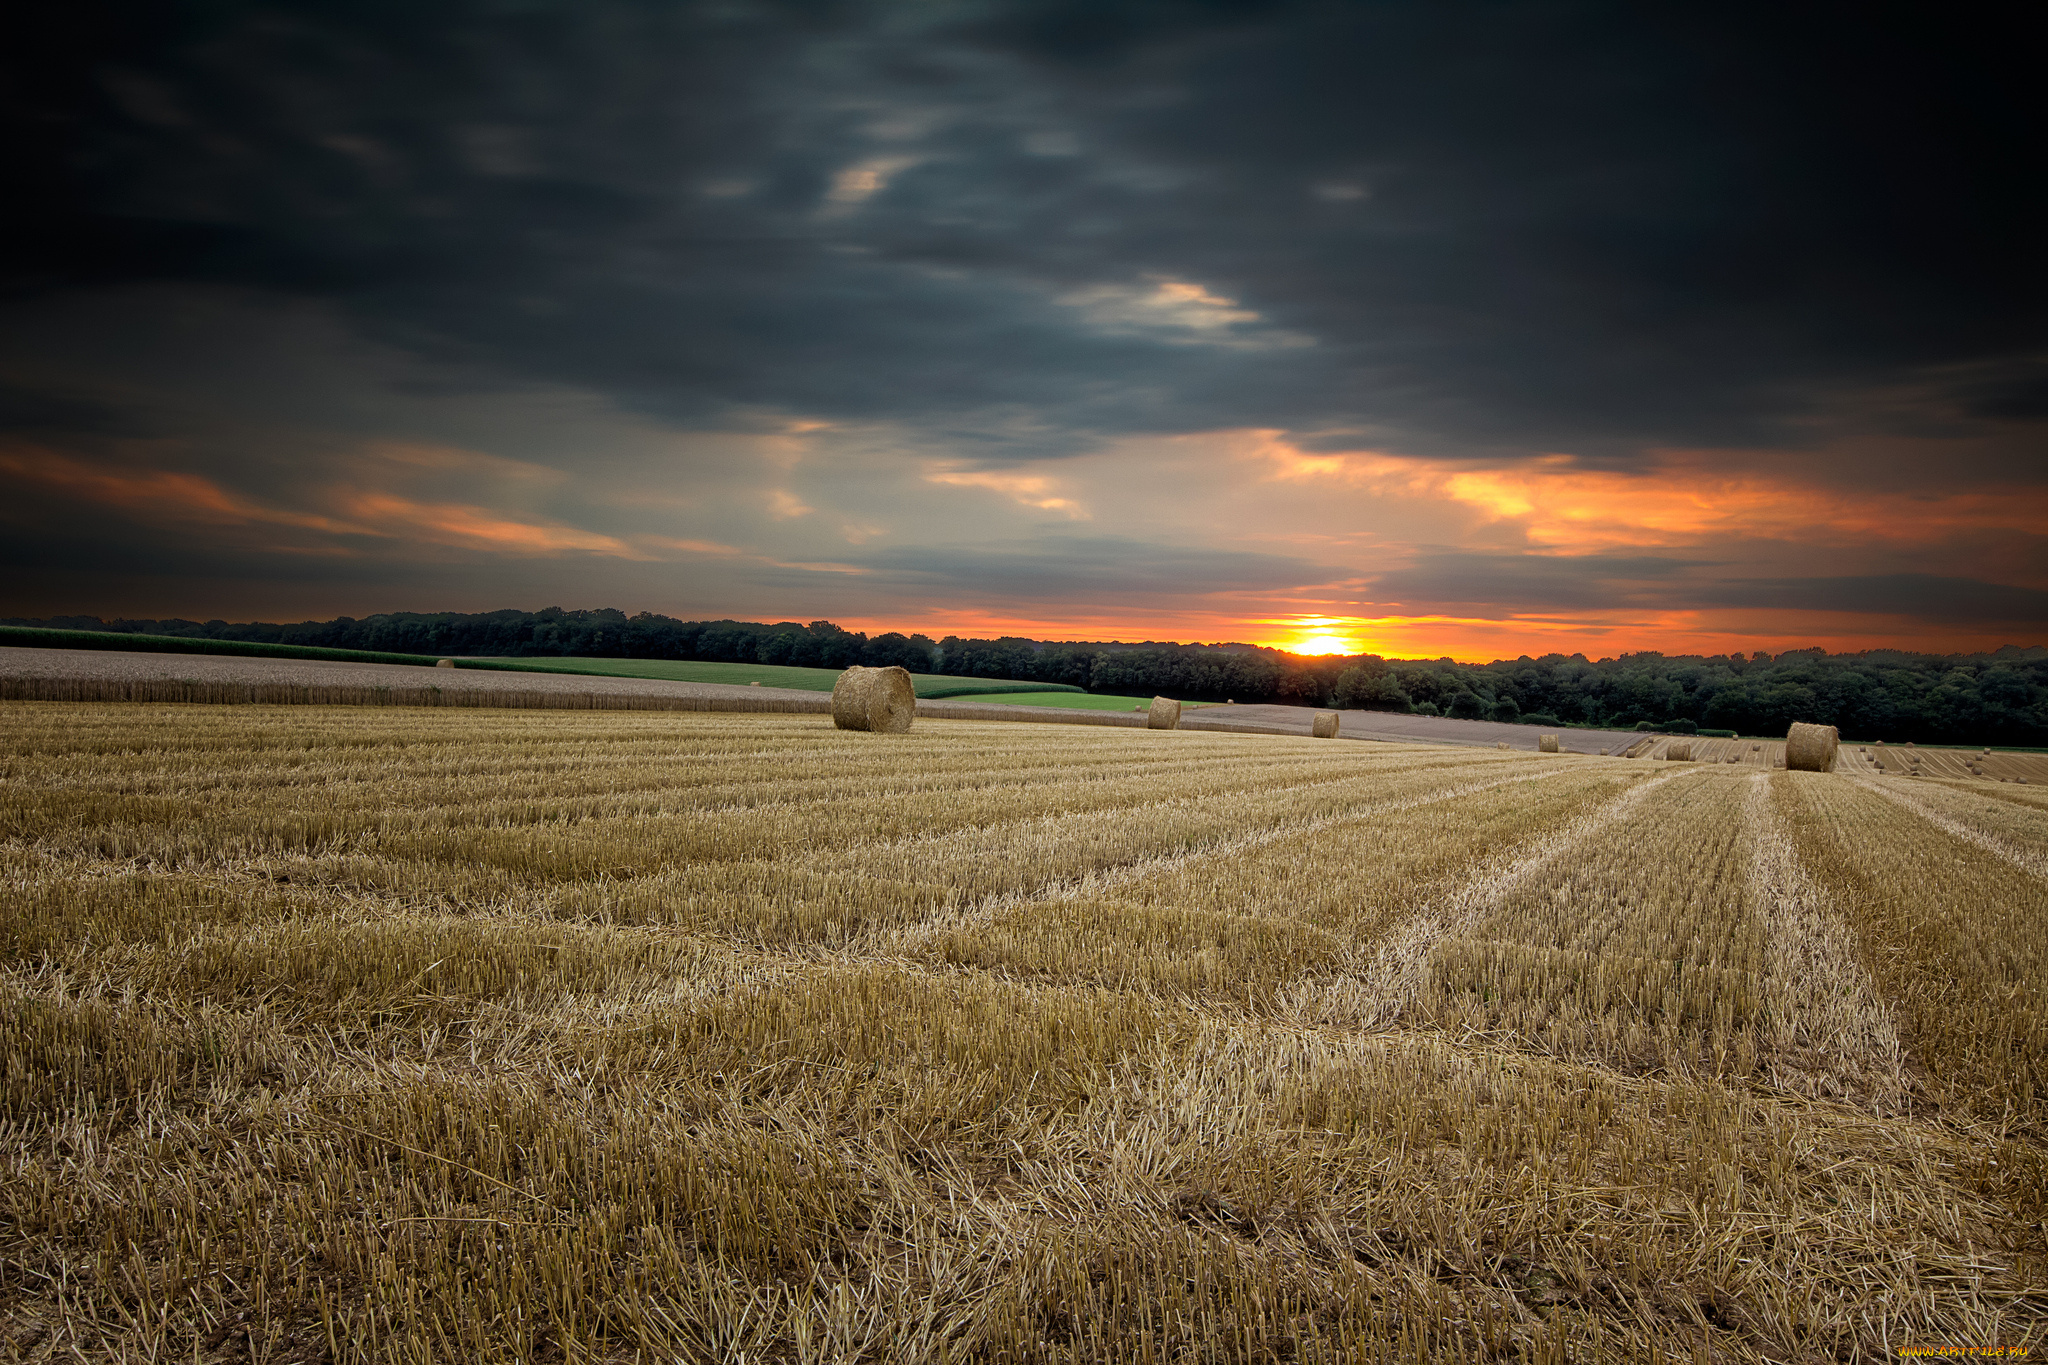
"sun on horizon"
1283,631,1365,657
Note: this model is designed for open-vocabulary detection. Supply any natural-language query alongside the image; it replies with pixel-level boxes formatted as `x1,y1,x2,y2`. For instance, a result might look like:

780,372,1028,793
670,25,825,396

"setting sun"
1288,632,1361,656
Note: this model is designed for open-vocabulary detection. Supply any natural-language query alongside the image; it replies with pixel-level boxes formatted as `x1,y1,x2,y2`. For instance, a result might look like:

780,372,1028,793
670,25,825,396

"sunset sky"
3,1,2044,660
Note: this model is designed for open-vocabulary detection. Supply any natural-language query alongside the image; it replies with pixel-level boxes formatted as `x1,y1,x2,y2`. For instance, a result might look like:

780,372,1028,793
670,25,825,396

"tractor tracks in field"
1748,775,1909,1111
1848,776,2048,884
1279,768,1694,1031
878,762,1586,962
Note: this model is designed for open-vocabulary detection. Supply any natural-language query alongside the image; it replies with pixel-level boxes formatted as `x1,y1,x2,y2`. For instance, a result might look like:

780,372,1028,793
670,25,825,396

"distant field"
3,702,2042,1361
949,689,1215,711
458,654,1081,699
0,631,1088,700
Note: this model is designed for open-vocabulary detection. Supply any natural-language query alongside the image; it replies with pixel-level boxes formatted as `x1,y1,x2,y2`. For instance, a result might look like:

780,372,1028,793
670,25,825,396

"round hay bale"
435,658,456,669
1311,711,1339,739
1496,741,1511,750
1666,740,1693,762
832,665,915,733
1538,734,1560,753
1147,696,1182,730
1784,722,1839,772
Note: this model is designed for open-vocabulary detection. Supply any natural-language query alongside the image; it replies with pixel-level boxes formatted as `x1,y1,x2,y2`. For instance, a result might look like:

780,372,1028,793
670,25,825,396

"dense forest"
12,607,2047,745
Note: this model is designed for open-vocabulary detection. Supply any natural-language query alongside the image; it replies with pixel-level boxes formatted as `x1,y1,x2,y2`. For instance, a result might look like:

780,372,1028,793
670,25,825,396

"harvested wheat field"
2,702,2045,1363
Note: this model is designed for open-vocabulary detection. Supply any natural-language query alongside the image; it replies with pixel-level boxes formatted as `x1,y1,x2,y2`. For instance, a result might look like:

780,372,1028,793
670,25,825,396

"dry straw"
0,675,834,714
435,658,456,669
1666,741,1693,761
1785,721,1839,773
1538,734,1560,753
1311,711,1340,739
831,665,916,733
1147,696,1182,730
1496,741,1511,750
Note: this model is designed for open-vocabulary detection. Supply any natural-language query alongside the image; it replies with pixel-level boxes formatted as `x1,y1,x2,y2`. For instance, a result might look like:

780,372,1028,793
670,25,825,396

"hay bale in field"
1147,696,1182,730
1538,734,1560,753
1667,740,1693,761
1497,741,1511,750
1312,711,1340,739
1785,722,1839,773
1725,754,1739,763
435,658,456,669
832,665,915,733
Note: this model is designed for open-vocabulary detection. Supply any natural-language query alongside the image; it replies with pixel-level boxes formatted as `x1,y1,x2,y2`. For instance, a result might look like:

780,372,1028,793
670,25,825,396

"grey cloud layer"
1364,553,2048,628
11,0,2045,465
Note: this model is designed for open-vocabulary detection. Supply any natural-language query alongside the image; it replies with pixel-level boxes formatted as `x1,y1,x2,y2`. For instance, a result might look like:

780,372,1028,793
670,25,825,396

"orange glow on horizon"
810,607,2038,664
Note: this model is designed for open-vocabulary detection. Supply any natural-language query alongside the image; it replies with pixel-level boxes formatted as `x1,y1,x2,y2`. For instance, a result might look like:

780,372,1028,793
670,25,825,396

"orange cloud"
0,446,370,536
1254,436,2048,551
925,467,1088,517
639,536,747,557
340,492,645,557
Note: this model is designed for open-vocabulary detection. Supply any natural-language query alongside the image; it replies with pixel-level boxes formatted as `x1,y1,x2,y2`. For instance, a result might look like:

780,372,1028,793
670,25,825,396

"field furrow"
1746,775,1907,1108
1777,773,2048,1132
1853,774,2048,881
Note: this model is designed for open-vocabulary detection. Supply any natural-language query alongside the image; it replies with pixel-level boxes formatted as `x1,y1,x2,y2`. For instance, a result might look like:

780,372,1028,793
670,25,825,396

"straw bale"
1666,741,1693,761
832,665,915,733
1311,711,1339,739
435,658,455,669
1785,721,1839,773
1146,696,1181,730
1496,741,1511,749
1538,734,1560,753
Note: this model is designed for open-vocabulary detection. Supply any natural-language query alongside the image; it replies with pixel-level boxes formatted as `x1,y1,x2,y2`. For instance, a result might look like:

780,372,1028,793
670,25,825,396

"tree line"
12,607,2045,745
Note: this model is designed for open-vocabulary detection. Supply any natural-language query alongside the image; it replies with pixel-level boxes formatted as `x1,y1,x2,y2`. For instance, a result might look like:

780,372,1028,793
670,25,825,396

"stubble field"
1,703,2044,1362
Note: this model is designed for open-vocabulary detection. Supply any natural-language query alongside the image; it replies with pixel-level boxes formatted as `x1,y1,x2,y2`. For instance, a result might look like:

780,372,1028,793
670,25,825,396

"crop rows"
2,702,2044,1362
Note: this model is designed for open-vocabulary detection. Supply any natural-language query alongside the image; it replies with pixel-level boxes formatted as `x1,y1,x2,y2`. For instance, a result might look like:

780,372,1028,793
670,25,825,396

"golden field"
1,702,2044,1363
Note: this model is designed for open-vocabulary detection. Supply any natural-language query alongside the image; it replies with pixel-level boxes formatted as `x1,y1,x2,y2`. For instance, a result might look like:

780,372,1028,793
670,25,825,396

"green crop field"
457,655,1084,700
2,702,2043,1362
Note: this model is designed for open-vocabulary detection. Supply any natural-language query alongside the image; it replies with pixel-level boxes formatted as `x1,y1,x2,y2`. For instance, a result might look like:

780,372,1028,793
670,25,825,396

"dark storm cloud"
1363,552,1702,615
1707,574,2048,626
1367,553,2048,631
8,0,2045,467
